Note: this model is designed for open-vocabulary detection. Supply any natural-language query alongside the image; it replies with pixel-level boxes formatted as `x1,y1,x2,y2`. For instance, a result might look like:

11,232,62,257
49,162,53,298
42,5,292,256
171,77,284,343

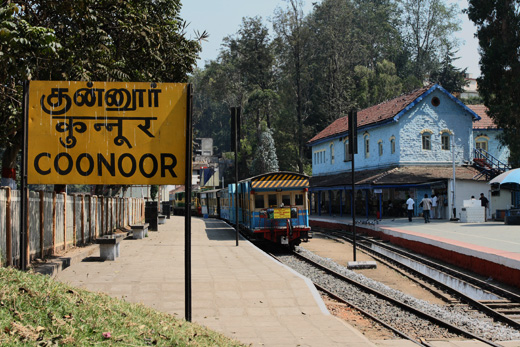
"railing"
473,148,511,180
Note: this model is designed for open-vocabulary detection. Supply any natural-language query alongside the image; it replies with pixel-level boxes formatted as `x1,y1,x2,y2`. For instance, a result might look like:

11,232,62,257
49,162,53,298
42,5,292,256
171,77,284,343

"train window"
255,194,265,209
295,194,304,205
282,194,291,206
268,194,277,207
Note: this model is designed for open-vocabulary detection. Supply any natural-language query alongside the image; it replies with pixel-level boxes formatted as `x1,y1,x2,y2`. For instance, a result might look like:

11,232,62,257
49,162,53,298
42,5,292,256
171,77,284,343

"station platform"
309,215,520,289
52,216,376,347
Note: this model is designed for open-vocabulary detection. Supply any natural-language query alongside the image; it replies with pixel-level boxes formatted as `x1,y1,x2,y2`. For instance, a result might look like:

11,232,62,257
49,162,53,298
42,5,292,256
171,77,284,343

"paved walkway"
54,216,376,347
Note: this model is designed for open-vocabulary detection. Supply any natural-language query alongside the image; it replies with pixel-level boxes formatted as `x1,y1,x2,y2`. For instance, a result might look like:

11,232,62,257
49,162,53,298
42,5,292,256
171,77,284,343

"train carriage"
200,189,221,218
228,172,311,248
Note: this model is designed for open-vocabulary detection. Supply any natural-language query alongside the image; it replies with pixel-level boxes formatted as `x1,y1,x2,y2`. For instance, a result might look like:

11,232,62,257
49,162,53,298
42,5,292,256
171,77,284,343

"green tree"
1,0,202,188
250,127,279,175
397,0,462,81
353,60,402,108
273,0,313,173
429,43,467,94
0,3,60,188
467,0,520,167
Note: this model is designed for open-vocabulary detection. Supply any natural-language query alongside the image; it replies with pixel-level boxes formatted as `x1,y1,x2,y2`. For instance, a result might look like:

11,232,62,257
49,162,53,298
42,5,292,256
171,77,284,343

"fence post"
88,195,92,242
81,194,85,245
39,191,44,259
25,189,30,266
52,192,56,255
94,196,98,239
100,196,104,237
4,187,12,266
72,194,76,247
63,192,67,252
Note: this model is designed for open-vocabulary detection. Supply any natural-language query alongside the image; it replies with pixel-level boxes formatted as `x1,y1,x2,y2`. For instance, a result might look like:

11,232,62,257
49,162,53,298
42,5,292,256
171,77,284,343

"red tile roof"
468,105,497,129
308,85,433,144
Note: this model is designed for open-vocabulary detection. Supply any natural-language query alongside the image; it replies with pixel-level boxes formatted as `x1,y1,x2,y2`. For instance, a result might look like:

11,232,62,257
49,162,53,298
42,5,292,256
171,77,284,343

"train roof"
249,172,309,190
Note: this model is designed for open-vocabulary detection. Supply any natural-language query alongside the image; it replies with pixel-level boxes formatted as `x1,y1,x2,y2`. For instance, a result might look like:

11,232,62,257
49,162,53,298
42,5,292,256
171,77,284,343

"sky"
180,0,481,77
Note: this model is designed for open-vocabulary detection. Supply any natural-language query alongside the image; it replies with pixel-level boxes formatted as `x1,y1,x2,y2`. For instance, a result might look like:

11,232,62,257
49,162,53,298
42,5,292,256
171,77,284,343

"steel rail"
313,283,429,347
292,251,502,347
319,228,520,330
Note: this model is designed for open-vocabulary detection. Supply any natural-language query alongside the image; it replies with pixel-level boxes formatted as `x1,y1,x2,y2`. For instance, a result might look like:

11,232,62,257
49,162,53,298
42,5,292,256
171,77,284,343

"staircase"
473,148,511,180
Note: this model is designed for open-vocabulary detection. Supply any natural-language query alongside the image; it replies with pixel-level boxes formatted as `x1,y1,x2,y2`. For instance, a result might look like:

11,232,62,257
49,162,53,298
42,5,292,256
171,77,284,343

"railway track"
313,227,520,330
270,249,502,346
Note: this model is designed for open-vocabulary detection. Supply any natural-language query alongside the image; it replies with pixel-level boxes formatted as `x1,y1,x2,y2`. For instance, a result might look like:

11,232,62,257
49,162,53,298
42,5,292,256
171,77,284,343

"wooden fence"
0,188,145,267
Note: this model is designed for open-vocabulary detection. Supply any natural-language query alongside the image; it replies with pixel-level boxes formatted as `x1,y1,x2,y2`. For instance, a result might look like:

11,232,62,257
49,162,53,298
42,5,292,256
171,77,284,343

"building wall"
312,89,476,176
473,129,510,165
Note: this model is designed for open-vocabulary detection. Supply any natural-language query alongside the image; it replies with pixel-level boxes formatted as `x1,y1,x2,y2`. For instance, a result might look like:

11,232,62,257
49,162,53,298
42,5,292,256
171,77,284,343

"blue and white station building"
307,84,515,221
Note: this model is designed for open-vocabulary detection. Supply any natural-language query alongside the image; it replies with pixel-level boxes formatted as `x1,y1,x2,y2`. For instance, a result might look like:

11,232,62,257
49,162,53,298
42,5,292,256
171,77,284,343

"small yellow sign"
272,208,291,219
27,81,188,185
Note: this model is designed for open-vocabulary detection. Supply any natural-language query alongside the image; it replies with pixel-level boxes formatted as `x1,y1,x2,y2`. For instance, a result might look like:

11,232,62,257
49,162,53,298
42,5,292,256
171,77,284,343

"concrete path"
54,216,376,347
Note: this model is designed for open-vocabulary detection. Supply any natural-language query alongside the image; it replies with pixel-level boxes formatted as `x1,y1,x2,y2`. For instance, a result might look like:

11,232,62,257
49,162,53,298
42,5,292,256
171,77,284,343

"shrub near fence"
0,188,145,268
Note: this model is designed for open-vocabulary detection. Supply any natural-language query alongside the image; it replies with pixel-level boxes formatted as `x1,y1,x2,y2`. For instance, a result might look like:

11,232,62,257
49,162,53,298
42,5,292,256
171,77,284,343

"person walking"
431,194,438,219
406,195,414,222
420,194,432,223
479,193,489,222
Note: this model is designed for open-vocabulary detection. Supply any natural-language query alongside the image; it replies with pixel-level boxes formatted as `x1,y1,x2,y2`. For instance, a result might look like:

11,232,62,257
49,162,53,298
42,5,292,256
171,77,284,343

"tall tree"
1,0,202,188
429,43,467,94
0,3,60,188
397,0,461,82
273,0,311,173
467,0,520,167
250,127,279,175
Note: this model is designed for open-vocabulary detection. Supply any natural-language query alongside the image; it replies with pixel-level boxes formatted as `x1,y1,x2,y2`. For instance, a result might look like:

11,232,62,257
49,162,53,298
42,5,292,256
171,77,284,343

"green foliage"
353,60,403,108
429,43,467,94
150,185,158,201
0,267,244,346
192,0,466,175
250,127,279,175
1,0,202,180
467,0,520,167
396,0,462,81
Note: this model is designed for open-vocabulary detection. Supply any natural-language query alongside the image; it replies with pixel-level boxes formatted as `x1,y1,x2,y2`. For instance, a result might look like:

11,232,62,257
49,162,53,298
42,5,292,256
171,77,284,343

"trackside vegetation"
0,267,245,346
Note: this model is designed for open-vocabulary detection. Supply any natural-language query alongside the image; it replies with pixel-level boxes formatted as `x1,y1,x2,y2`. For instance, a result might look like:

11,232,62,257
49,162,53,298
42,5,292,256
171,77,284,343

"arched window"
390,136,396,154
476,136,489,152
378,140,383,156
421,130,432,150
344,139,352,162
330,143,335,164
364,133,370,158
441,131,451,150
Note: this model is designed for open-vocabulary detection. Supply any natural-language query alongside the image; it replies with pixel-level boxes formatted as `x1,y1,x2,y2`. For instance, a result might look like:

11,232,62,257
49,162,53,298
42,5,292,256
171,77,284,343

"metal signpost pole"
451,133,457,220
20,81,29,271
232,107,240,247
348,110,357,261
185,84,193,321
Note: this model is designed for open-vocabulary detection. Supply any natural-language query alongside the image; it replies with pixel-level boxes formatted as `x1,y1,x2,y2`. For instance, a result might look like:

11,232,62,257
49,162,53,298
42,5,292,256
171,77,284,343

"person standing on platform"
406,195,414,222
431,194,438,219
480,193,489,222
420,194,432,223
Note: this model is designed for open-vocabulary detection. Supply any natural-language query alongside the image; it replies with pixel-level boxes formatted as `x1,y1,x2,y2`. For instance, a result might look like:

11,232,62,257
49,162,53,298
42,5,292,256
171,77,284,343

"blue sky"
180,0,480,76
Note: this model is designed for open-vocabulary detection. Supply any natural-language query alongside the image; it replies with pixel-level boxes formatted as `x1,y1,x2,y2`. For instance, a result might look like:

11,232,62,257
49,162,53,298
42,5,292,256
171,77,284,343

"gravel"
284,246,520,342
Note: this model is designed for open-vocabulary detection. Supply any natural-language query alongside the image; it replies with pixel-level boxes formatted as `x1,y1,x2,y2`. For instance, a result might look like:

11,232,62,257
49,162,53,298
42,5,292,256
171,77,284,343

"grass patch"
0,267,245,346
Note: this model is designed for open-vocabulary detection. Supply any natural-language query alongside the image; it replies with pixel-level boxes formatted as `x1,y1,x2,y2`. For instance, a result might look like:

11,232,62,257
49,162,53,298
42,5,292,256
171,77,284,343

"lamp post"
451,133,457,220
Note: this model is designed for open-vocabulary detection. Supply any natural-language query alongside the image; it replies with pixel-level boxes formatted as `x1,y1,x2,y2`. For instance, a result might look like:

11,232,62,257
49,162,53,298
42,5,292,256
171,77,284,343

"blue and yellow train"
220,172,311,248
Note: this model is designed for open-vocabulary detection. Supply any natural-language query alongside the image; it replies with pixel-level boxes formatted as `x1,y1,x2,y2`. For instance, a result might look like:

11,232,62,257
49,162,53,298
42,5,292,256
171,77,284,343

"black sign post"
185,85,193,321
231,107,241,246
348,109,358,261
20,81,29,271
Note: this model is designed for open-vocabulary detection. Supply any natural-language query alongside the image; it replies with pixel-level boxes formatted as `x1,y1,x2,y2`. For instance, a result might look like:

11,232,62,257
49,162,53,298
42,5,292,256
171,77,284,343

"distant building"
461,73,479,99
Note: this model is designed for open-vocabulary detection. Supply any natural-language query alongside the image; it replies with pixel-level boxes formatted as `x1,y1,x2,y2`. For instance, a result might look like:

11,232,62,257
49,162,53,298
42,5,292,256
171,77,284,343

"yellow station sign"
27,81,188,185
